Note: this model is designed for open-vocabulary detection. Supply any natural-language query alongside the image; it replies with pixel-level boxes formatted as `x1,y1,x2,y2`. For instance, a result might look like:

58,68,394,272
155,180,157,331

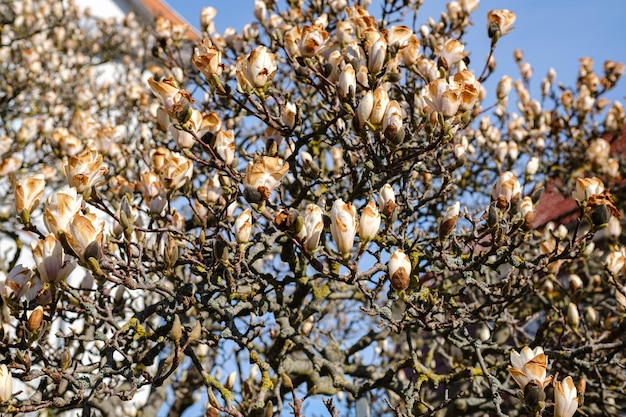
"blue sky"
171,0,625,105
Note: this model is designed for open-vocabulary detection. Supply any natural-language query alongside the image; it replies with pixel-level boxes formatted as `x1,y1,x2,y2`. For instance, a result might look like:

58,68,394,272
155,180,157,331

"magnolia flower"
0,364,12,402
388,249,411,291
496,75,513,100
298,25,330,57
554,376,578,417
192,38,223,79
64,147,108,193
437,39,467,69
508,346,552,390
303,204,324,252
243,156,289,202
439,201,460,240
492,171,521,209
236,45,277,90
378,183,397,218
520,196,535,230
43,186,83,236
525,156,540,176
15,173,45,222
487,9,516,38
234,209,252,244
606,248,626,276
66,213,104,263
338,64,356,99
171,108,203,149
356,91,374,129
4,264,41,302
400,34,421,66
572,177,604,203
367,35,387,74
140,171,168,214
359,201,381,242
282,102,297,128
148,76,188,116
214,129,235,165
156,150,193,191
330,199,357,258
383,100,404,145
31,234,76,284
425,78,461,118
370,86,390,126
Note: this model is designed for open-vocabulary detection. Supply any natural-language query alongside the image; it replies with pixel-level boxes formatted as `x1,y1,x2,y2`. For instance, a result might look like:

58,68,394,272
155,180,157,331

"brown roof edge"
128,0,200,40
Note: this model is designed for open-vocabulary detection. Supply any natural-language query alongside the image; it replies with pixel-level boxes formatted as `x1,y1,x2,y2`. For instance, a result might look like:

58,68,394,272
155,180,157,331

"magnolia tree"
1,0,625,416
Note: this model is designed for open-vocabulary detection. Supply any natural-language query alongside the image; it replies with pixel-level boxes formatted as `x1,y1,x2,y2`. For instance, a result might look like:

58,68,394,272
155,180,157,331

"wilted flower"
66,212,104,263
15,173,45,223
388,249,411,291
64,147,108,194
43,186,83,236
234,209,252,244
0,364,12,402
236,45,277,91
330,199,357,258
243,156,289,202
554,376,578,417
31,234,76,284
359,201,381,242
508,346,552,390
192,38,224,80
572,177,620,225
487,9,516,39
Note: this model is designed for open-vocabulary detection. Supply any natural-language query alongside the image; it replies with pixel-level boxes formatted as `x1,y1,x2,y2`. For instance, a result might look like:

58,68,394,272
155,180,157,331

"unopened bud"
27,306,44,332
567,302,580,328
171,314,182,344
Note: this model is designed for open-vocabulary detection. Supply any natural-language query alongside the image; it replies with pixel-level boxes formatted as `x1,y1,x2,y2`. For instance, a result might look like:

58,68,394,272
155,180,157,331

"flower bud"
520,196,535,231
439,201,460,241
567,302,580,328
0,364,12,402
234,209,252,244
27,306,44,332
359,201,381,242
15,173,45,224
355,91,374,129
330,199,357,258
378,183,397,218
171,314,182,345
338,64,357,100
388,249,411,291
303,204,324,252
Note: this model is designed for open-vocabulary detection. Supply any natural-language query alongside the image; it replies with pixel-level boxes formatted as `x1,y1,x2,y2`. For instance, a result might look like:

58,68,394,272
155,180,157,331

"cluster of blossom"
508,346,579,417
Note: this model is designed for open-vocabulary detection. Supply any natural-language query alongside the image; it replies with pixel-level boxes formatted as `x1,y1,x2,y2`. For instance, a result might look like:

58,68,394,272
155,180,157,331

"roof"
533,126,626,229
128,0,199,39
